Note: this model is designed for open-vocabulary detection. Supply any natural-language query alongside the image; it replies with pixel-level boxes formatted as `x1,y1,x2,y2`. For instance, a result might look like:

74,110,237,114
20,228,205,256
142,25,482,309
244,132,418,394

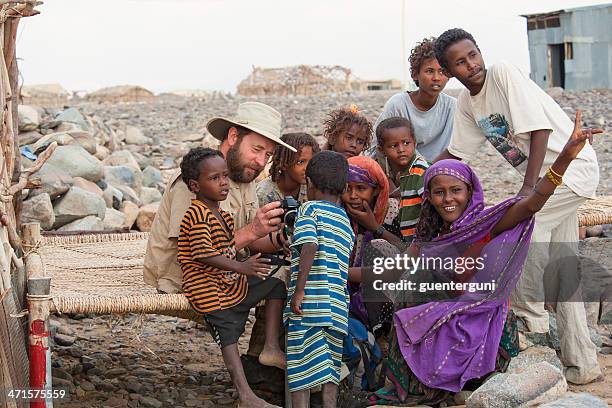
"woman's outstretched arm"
491,111,603,238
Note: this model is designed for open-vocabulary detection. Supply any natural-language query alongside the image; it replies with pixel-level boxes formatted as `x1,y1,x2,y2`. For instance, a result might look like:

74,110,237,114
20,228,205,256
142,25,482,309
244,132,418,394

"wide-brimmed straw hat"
206,102,296,152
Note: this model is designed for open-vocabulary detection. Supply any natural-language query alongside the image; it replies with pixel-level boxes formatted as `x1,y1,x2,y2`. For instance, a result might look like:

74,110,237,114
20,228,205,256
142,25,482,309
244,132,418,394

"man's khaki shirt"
143,171,258,293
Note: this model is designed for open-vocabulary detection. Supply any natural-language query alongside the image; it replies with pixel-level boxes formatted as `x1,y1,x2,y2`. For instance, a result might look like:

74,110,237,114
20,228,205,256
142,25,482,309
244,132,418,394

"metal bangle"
548,166,563,179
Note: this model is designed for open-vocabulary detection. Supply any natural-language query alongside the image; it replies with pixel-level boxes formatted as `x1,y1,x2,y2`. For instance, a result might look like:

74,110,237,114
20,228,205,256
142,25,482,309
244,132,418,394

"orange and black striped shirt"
177,199,247,313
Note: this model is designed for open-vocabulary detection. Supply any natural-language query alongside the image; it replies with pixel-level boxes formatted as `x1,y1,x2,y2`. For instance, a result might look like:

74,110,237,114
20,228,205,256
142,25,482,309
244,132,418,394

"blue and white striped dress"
284,200,355,391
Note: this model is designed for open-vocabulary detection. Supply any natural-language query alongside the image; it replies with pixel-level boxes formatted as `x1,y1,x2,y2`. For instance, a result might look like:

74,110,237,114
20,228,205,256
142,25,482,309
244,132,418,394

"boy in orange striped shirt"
177,147,286,408
376,117,429,242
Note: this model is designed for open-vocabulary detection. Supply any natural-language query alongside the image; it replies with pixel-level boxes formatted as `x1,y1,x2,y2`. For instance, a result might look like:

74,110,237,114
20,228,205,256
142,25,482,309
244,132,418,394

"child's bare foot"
238,395,280,407
258,347,286,370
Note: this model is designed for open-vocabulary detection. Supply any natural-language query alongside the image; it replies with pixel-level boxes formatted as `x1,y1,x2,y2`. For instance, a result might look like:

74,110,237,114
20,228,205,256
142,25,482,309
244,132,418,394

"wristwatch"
373,225,385,239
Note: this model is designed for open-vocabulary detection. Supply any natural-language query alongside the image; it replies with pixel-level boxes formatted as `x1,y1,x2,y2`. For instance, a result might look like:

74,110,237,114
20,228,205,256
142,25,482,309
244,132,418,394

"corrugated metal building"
522,3,612,90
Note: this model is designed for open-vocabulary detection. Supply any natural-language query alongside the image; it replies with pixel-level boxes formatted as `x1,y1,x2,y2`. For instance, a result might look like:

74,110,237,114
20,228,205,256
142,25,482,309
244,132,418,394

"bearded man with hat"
144,101,295,293
144,103,294,407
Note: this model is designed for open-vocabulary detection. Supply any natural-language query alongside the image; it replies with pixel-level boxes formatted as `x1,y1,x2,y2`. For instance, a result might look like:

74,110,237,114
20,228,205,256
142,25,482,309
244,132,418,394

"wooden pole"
5,18,21,232
22,223,42,278
23,223,52,408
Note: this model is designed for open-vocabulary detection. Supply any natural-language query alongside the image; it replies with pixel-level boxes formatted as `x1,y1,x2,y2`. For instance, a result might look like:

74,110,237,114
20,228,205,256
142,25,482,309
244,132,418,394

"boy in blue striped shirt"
284,151,355,407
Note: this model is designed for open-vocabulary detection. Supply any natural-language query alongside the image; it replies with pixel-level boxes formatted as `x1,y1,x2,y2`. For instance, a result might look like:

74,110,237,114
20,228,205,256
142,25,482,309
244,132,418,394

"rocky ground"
16,87,612,407
45,314,612,408
73,87,612,203
17,88,612,233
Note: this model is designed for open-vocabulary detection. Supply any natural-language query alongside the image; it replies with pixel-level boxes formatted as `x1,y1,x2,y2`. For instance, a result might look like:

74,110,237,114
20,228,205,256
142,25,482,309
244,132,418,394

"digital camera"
280,196,300,238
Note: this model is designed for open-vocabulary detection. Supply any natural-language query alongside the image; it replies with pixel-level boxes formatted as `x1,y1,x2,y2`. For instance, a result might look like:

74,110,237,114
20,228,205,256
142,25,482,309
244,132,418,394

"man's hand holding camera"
251,201,284,238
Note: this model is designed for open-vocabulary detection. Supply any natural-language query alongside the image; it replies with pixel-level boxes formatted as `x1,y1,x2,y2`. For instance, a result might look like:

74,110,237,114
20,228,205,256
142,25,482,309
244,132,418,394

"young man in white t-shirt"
433,28,601,384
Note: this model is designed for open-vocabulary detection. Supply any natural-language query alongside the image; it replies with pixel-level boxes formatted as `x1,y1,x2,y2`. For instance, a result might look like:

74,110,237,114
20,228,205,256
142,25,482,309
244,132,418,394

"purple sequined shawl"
394,159,534,392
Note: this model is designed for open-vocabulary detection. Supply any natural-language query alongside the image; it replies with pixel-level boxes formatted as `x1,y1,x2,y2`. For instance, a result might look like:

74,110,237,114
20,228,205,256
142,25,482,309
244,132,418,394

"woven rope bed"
41,231,199,318
38,196,612,316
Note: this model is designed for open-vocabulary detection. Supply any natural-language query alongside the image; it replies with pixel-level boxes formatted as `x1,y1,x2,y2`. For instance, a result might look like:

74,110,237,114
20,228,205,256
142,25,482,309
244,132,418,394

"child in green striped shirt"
376,117,430,242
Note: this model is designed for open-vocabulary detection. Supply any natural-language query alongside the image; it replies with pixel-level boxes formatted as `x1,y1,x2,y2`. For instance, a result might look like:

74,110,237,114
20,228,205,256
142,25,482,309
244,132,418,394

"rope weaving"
50,294,193,315
39,231,196,315
577,196,612,227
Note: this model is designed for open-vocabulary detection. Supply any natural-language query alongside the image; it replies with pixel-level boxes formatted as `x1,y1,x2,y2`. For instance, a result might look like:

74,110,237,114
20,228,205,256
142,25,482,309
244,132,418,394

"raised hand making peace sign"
560,110,604,161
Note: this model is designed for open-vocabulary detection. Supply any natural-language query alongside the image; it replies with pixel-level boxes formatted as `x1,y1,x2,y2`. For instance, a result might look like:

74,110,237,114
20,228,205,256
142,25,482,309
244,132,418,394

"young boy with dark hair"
376,117,429,242
177,147,287,407
285,151,355,407
434,28,601,384
370,37,456,163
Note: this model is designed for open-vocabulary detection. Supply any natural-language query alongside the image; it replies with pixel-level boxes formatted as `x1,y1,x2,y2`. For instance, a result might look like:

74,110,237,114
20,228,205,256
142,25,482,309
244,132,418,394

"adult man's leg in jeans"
511,186,600,384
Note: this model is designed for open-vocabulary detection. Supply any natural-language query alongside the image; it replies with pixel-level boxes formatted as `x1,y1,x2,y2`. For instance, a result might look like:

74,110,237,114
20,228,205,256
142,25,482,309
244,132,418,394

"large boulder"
19,130,43,146
46,145,103,182
53,187,106,228
507,346,563,374
18,105,40,132
136,203,159,232
102,185,123,210
28,163,73,199
103,150,140,172
54,107,90,131
54,121,81,133
140,187,162,205
31,132,75,154
66,130,97,155
115,185,142,207
466,362,566,408
142,166,163,189
132,151,151,170
103,208,127,230
601,296,612,324
21,193,55,230
124,126,148,145
120,201,139,229
540,392,608,407
103,166,142,194
57,216,104,232
72,177,104,197
94,145,110,161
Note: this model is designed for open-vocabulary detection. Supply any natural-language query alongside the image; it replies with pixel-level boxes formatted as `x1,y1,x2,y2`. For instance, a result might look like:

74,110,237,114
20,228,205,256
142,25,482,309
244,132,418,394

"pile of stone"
18,104,165,232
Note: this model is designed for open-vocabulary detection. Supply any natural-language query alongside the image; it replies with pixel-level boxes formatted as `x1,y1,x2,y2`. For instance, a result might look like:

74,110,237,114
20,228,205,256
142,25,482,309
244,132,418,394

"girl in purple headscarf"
369,112,601,405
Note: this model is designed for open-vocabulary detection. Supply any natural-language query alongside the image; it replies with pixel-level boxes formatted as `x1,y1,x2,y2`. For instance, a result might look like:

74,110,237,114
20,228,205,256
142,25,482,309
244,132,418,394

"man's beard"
226,143,264,183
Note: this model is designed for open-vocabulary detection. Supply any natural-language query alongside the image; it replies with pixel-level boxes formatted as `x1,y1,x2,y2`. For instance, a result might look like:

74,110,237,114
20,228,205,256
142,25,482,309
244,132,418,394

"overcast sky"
15,0,610,93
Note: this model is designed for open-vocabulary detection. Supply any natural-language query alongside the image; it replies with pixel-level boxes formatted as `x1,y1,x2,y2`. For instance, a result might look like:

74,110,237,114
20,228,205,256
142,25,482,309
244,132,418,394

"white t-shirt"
370,92,456,161
448,62,599,199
